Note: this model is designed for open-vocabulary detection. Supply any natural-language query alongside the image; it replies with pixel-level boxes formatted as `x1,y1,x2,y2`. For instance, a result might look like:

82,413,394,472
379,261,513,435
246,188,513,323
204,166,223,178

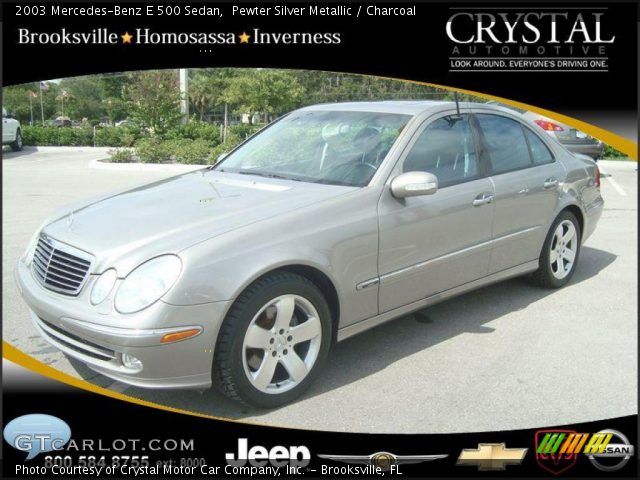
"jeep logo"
225,438,311,467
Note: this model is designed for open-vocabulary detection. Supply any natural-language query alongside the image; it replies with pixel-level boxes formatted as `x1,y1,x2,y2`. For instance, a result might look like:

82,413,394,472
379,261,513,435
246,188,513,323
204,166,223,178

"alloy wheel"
241,294,322,394
550,220,578,279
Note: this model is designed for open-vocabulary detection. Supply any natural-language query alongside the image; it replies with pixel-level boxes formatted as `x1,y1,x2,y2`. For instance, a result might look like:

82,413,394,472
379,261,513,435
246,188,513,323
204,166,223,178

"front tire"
530,210,581,288
10,129,23,151
213,271,332,408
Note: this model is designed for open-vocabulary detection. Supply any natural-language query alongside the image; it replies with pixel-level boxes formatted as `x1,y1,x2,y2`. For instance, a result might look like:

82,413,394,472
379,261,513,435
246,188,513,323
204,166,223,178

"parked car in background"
2,107,23,151
16,101,604,408
48,116,72,128
115,119,135,127
486,101,604,160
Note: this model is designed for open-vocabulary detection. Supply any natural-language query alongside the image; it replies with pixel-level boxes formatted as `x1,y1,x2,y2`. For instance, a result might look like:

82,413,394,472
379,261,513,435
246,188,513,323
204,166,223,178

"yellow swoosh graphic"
2,341,256,425
381,76,638,160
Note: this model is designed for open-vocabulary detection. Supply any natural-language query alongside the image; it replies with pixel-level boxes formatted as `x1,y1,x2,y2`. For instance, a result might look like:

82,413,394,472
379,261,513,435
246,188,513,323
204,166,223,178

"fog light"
121,353,143,370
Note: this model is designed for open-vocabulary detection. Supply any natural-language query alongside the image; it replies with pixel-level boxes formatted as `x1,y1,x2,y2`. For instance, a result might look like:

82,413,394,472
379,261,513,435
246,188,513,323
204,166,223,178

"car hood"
43,170,355,274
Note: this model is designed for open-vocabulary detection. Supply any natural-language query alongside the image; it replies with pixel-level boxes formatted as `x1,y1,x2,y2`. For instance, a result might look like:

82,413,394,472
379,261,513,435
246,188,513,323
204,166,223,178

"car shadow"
2,146,38,159
68,246,616,419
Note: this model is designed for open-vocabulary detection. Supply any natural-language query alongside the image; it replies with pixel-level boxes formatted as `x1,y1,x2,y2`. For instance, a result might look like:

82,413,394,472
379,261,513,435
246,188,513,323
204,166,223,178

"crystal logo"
446,12,615,45
3,414,71,460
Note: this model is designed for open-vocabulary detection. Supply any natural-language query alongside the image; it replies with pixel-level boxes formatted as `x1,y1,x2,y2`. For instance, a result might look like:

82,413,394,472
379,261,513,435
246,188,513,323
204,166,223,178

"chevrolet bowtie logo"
457,443,528,471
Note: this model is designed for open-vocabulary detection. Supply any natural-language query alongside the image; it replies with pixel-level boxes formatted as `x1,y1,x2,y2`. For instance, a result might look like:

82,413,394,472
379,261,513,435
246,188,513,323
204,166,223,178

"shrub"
21,126,50,146
108,148,135,163
166,139,211,164
95,126,143,147
134,138,211,164
603,144,627,159
208,144,229,165
164,122,222,145
228,123,262,139
22,126,94,146
135,138,171,163
21,122,259,162
207,131,247,165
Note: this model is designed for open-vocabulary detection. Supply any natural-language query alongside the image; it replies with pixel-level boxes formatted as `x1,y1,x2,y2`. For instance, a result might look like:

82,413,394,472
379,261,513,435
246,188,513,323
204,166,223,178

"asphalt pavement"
2,146,637,433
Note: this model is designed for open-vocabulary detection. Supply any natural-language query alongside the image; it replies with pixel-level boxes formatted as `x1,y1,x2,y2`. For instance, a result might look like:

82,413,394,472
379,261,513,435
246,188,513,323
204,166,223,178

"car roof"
299,100,449,115
298,100,502,116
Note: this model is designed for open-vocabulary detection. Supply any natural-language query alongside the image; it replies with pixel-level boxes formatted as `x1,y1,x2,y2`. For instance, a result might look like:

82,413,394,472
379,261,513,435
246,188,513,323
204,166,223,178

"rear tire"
10,129,23,152
212,271,332,408
530,210,581,288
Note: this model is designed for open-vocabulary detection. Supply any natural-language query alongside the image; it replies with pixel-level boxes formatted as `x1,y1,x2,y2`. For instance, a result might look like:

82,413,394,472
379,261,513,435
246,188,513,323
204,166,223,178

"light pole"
39,81,46,125
28,91,35,125
179,68,189,124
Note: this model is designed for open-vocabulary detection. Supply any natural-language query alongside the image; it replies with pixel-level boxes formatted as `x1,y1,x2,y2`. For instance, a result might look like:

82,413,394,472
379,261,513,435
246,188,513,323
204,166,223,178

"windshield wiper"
236,170,302,182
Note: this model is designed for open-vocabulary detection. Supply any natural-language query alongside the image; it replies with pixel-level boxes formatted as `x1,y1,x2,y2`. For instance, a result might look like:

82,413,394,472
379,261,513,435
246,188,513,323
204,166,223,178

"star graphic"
121,32,133,44
238,32,251,44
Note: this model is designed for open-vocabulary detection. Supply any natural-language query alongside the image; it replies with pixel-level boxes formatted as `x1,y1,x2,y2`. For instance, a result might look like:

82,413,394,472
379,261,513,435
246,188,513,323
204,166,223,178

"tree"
223,69,303,123
103,97,127,125
59,76,103,120
189,75,215,121
100,73,130,99
2,82,61,124
125,70,182,135
2,84,37,123
188,68,239,121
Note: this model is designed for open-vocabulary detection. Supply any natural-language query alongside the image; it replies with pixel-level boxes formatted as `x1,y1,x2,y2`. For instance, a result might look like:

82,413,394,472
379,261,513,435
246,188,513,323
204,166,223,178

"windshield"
214,110,411,187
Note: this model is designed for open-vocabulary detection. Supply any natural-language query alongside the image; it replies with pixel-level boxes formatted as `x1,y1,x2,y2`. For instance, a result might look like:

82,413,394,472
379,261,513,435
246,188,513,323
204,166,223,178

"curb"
88,158,206,173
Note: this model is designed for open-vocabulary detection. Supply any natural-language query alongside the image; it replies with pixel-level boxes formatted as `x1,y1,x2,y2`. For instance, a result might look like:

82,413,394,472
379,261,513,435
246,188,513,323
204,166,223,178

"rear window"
524,128,554,165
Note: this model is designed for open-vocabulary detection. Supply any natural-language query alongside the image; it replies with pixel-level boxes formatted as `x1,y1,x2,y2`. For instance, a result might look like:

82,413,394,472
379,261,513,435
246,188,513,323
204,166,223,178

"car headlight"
115,255,182,314
90,269,117,305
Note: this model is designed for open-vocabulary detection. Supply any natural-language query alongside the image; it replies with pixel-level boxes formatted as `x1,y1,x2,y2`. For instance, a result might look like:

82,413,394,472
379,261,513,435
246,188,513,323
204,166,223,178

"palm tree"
55,91,75,118
189,76,214,121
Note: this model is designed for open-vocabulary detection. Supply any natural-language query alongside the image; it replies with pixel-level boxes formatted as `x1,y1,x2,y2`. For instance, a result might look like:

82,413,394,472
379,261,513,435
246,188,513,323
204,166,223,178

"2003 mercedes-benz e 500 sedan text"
16,101,604,407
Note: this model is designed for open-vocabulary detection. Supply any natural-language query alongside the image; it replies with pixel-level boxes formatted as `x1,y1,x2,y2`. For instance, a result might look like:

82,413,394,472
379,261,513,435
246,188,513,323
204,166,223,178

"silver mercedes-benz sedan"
15,101,604,407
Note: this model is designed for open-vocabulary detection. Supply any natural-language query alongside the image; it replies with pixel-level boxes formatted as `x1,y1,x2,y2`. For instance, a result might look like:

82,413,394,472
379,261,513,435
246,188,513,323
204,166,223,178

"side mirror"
216,152,228,163
390,171,438,198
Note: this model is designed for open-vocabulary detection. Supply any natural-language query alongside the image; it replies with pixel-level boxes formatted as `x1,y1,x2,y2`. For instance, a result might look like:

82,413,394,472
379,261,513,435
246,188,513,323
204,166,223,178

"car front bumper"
15,258,230,389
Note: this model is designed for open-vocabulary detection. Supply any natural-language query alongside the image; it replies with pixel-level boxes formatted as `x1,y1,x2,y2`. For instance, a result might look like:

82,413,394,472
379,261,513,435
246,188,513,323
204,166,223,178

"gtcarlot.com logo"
3,414,71,460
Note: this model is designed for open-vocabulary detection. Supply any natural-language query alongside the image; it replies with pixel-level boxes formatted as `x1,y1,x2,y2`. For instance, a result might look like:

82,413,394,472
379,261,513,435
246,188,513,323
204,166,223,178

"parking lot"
3,146,637,433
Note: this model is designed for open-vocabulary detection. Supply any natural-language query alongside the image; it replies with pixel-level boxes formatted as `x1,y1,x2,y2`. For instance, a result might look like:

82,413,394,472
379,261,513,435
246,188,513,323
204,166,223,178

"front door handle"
543,178,559,189
472,193,494,206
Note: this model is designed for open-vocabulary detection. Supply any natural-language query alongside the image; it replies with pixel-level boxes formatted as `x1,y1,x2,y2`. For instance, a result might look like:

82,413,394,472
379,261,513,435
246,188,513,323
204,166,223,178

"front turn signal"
160,328,201,344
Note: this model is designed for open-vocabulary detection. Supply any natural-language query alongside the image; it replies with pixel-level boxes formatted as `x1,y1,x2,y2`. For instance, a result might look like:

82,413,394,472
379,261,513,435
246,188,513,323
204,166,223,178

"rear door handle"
516,188,530,196
472,193,494,206
543,178,559,189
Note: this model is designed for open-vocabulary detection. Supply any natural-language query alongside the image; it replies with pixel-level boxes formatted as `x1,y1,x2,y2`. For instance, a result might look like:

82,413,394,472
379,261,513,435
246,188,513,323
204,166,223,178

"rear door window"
475,114,532,174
